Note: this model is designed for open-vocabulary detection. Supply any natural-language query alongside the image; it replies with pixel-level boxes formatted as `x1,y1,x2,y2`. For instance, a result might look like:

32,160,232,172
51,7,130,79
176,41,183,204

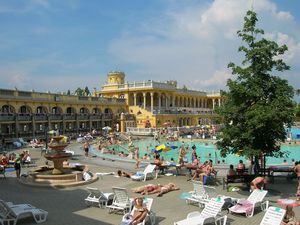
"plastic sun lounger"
85,187,114,208
174,198,227,225
229,189,269,217
121,197,156,225
107,187,132,214
185,181,209,208
260,206,286,225
131,164,158,182
0,200,48,225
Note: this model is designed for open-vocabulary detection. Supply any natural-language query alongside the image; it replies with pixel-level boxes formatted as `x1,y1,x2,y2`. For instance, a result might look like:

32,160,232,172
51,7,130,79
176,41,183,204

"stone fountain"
44,136,71,175
21,136,98,187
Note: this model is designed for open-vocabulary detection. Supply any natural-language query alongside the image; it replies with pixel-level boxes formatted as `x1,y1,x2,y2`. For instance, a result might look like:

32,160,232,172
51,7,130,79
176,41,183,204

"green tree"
216,10,295,159
74,87,84,96
84,86,90,96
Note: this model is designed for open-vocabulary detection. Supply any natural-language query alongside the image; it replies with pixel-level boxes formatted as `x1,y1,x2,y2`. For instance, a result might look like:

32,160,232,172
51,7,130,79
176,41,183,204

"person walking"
14,153,23,178
134,147,140,169
294,161,300,200
83,141,90,157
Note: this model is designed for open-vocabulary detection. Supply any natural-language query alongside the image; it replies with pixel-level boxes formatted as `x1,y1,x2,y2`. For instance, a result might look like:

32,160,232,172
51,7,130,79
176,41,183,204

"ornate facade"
0,71,222,145
0,88,127,144
98,71,222,128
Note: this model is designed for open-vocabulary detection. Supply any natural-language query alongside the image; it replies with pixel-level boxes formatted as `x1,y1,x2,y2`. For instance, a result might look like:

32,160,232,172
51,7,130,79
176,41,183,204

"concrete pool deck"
1,142,299,225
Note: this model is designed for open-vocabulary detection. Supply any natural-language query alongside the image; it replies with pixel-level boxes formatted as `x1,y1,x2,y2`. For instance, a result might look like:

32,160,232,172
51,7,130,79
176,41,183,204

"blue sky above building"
0,0,299,94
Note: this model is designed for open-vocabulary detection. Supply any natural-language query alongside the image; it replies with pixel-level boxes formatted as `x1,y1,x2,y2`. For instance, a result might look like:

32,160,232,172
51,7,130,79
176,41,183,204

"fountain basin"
20,166,98,188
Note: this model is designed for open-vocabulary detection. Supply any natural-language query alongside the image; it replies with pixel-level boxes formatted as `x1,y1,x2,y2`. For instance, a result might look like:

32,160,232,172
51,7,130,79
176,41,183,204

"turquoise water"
91,127,300,165
288,127,300,139
105,138,299,165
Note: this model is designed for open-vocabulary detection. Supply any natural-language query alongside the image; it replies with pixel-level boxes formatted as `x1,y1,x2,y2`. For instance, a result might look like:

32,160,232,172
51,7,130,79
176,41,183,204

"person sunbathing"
146,183,180,197
117,170,132,178
191,169,202,181
132,184,162,195
122,197,149,225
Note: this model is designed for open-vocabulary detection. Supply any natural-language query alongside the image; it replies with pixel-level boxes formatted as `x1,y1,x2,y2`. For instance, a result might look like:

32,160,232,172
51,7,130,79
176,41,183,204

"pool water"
95,138,299,166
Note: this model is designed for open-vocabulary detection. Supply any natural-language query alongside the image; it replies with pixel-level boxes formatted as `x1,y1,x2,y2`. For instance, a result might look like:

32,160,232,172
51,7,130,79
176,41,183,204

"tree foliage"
216,10,295,159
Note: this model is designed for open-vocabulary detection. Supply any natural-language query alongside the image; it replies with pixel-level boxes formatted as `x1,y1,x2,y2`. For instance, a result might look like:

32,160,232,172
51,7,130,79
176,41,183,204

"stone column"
218,98,221,107
165,95,168,107
120,112,125,133
134,93,137,106
172,95,175,107
150,92,154,112
143,92,146,109
212,99,215,110
158,93,161,110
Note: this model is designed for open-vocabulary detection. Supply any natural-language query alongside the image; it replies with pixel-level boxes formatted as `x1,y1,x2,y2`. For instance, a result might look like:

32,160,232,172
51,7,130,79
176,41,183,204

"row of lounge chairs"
0,200,48,225
84,186,156,225
173,180,286,225
186,181,269,217
175,197,285,225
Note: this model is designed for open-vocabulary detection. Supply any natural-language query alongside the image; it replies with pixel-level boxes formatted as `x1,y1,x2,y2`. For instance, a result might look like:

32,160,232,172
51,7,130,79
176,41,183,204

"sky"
0,0,300,94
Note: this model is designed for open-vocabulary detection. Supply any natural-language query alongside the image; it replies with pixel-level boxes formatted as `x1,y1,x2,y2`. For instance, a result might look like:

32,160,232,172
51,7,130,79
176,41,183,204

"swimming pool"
92,138,300,166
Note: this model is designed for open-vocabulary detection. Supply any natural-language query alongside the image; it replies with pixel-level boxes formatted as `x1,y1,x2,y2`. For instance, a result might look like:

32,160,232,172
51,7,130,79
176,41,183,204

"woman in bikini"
132,184,162,195
121,197,148,225
145,183,180,197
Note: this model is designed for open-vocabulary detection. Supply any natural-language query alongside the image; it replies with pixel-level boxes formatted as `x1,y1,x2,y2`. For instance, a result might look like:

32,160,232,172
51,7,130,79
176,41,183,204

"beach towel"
179,192,192,200
230,199,253,216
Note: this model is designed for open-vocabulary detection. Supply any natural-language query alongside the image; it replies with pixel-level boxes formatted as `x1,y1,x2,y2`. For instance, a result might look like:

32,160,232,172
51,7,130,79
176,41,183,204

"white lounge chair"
185,181,209,207
121,197,155,225
203,185,236,208
229,189,269,217
174,198,227,225
85,187,114,208
131,164,157,182
106,187,132,214
0,199,48,225
260,206,286,225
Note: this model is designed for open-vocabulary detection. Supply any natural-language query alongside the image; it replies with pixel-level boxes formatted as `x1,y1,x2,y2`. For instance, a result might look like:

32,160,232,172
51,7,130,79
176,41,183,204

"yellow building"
98,71,222,129
0,88,127,145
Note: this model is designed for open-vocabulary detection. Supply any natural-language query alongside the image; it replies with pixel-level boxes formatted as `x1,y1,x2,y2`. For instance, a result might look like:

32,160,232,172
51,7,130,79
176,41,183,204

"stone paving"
0,142,299,225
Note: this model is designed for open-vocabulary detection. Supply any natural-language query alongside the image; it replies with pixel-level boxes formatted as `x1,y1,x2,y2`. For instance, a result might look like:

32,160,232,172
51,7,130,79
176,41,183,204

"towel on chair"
230,199,253,216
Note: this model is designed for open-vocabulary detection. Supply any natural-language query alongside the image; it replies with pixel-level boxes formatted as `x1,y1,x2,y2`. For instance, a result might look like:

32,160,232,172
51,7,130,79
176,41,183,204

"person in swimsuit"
250,176,268,191
131,184,162,195
117,170,132,178
134,147,140,169
122,197,149,225
178,146,186,166
145,183,180,197
294,161,300,200
83,141,90,157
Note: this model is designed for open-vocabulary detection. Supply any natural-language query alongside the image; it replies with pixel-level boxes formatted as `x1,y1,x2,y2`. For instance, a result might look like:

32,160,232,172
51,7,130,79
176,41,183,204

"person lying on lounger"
121,197,149,225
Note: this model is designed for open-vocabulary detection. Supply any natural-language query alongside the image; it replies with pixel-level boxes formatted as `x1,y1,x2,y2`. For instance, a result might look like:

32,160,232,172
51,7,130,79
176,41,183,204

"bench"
222,174,256,190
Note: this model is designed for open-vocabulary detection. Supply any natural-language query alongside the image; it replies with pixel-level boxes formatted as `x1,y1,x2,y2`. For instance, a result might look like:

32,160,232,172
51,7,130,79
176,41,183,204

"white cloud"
265,32,300,63
200,70,232,88
109,0,300,91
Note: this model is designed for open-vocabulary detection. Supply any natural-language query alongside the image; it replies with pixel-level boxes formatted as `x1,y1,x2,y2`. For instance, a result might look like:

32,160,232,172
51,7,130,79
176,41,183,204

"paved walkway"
0,142,299,225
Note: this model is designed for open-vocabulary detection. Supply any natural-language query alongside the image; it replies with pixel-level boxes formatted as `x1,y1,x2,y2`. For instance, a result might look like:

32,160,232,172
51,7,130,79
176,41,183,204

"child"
281,205,297,225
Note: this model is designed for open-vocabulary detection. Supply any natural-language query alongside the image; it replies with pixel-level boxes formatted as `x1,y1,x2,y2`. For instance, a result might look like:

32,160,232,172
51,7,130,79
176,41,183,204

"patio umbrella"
102,126,112,131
